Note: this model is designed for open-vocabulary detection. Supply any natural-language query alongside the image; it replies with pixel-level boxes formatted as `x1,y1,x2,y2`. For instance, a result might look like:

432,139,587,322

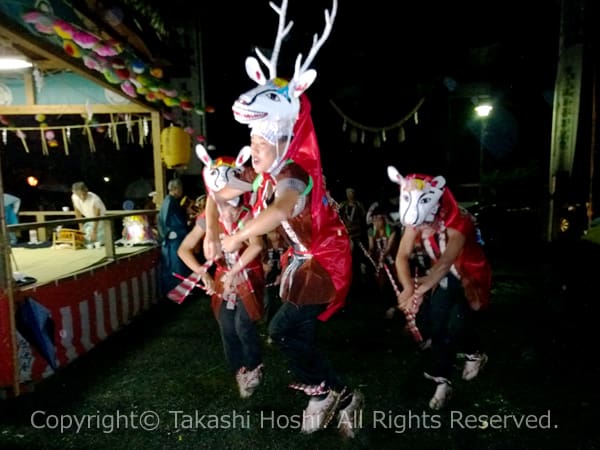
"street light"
475,104,493,118
474,102,493,200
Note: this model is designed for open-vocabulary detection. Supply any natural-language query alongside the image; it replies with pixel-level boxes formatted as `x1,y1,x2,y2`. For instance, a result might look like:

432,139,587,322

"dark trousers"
349,237,366,299
218,299,262,374
268,302,344,391
263,284,282,326
417,275,481,379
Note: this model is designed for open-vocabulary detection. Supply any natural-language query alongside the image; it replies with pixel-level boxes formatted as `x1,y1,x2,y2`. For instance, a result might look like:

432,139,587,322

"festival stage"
0,243,161,396
11,244,156,288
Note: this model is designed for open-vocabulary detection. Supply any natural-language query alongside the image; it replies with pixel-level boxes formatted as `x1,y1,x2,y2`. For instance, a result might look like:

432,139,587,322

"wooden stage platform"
11,244,157,289
1,243,161,393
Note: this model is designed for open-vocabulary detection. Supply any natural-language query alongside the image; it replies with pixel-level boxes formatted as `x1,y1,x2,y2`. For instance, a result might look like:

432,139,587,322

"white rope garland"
330,97,425,146
0,118,148,132
1,117,150,154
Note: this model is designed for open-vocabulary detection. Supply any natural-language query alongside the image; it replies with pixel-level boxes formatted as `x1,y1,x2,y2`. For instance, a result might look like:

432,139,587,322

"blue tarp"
15,296,57,370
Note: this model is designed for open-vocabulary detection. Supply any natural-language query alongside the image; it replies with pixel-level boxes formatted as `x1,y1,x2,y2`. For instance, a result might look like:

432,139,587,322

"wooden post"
0,156,20,397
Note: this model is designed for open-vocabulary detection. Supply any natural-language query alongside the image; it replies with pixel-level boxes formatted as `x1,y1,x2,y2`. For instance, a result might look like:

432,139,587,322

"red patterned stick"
167,261,213,304
382,262,423,343
409,267,424,342
360,240,381,275
358,242,423,342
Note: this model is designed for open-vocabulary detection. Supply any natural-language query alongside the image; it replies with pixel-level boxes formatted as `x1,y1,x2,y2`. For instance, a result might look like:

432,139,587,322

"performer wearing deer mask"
178,145,266,399
388,166,492,410
202,0,363,438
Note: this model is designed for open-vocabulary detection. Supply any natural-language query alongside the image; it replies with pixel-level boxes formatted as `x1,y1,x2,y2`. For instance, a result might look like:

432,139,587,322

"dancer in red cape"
178,146,266,399
249,95,351,321
203,0,362,437
388,167,492,411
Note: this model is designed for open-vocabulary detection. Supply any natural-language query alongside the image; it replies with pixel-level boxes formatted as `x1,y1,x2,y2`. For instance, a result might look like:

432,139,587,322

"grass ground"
0,240,598,449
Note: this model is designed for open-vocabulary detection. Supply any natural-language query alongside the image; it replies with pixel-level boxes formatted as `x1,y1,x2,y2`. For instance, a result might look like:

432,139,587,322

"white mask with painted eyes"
196,144,252,193
203,165,241,193
387,166,446,226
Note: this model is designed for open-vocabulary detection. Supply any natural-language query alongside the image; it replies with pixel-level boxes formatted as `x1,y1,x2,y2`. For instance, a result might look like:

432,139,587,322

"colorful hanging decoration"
137,118,145,146
125,114,133,143
61,128,69,155
1,115,29,152
109,114,120,149
16,129,29,153
34,114,59,154
330,97,425,147
32,66,44,94
20,9,213,143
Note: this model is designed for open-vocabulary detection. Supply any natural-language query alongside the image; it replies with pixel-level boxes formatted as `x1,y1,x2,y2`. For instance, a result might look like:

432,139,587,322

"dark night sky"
195,0,561,201
1,0,565,209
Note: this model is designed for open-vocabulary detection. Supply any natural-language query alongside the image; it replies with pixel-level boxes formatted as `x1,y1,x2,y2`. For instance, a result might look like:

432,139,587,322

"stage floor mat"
10,244,158,289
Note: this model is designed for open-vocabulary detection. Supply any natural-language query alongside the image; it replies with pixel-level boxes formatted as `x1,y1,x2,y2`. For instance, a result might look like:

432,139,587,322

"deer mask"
232,0,337,172
196,144,253,196
387,166,446,227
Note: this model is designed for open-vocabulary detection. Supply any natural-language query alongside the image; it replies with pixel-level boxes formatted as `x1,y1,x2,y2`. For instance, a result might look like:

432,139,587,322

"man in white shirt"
71,181,107,245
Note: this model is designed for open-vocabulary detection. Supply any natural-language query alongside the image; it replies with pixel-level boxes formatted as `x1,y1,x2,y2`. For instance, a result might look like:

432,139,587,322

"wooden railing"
9,210,158,261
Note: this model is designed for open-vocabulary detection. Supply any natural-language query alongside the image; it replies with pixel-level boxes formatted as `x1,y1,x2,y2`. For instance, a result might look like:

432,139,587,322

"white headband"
250,119,293,146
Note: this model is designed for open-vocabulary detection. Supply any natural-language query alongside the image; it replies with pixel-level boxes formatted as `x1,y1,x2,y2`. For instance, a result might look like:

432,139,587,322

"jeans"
268,302,344,391
218,298,262,374
417,275,481,379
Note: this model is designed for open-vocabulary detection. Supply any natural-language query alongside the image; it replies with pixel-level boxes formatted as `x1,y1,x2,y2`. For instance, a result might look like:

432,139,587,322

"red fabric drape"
284,96,352,321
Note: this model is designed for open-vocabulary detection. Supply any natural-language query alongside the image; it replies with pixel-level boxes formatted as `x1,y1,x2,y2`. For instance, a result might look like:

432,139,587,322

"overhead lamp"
0,38,33,70
0,57,33,70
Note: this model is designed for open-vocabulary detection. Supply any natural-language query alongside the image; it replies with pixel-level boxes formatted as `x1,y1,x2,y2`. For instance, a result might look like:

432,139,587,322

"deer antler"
254,0,294,80
233,0,338,128
292,0,338,80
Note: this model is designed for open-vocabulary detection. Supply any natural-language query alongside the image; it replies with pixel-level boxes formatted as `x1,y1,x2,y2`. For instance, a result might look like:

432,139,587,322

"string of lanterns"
329,97,425,148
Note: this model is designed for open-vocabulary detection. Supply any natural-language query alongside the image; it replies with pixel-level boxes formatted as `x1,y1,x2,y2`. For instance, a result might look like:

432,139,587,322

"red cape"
286,95,352,321
405,175,492,310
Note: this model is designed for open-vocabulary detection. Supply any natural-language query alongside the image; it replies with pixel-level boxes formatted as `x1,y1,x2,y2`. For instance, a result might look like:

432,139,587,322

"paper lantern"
161,126,191,168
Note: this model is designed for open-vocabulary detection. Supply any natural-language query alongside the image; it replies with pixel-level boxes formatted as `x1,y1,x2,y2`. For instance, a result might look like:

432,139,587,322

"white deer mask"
387,166,446,226
196,144,252,194
232,0,337,172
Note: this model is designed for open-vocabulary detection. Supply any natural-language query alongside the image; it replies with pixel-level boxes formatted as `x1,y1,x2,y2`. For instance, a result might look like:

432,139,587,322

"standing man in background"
158,178,191,294
71,181,106,246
